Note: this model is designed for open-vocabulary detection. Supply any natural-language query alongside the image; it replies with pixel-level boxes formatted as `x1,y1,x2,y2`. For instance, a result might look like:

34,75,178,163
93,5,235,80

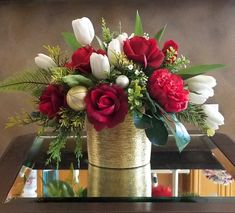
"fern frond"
0,69,51,96
176,103,208,132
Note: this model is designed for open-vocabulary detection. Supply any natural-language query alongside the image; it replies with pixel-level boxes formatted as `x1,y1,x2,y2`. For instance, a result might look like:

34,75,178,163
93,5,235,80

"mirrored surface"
5,134,235,202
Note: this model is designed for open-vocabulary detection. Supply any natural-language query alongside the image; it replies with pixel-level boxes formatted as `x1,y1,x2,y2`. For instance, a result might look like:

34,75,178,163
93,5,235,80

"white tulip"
72,17,95,46
185,75,217,104
34,53,56,70
107,33,128,63
90,53,110,79
116,32,128,44
202,104,224,131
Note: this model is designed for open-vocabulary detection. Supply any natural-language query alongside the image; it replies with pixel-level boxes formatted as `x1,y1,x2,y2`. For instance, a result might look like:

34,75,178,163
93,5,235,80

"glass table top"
5,134,235,203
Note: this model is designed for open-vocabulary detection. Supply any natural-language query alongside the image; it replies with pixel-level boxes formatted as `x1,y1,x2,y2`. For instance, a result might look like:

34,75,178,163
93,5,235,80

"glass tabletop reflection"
5,134,235,202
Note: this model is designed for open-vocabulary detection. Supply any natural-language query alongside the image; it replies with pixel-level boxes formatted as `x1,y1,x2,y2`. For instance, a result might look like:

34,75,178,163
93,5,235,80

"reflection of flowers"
204,170,234,185
152,185,172,197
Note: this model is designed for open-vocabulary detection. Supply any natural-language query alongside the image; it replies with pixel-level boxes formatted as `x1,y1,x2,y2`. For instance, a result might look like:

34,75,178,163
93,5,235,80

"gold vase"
86,114,152,169
88,164,151,197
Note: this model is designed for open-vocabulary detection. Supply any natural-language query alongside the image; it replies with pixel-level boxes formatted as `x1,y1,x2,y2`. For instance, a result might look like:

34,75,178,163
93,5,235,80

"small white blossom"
128,65,134,70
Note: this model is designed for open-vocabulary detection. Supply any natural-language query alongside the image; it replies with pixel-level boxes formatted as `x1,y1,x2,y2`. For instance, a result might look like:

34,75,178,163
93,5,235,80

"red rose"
152,185,172,197
85,83,128,131
39,85,67,119
123,36,164,69
67,46,105,74
162,40,179,64
148,69,189,113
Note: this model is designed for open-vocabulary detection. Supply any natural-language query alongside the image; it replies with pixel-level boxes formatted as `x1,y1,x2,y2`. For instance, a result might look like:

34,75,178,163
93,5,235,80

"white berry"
116,75,129,88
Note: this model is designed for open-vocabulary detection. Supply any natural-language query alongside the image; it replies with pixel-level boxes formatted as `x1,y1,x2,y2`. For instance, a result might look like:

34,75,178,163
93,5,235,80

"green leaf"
145,91,157,113
95,35,106,50
154,24,167,43
62,32,81,51
177,64,226,79
145,117,168,146
134,10,144,36
62,75,94,87
133,112,152,129
46,180,75,197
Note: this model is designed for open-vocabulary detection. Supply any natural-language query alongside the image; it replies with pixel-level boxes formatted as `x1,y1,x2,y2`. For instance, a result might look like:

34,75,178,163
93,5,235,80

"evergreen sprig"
46,130,68,168
0,69,51,96
101,18,113,44
44,45,68,66
176,103,208,132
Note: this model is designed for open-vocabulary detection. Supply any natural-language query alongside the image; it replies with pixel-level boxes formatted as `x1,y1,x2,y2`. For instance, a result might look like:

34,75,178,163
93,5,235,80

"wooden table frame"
0,133,235,213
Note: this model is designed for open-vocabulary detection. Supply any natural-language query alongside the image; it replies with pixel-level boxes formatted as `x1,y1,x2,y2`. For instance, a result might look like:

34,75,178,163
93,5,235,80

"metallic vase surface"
86,114,152,169
88,163,151,197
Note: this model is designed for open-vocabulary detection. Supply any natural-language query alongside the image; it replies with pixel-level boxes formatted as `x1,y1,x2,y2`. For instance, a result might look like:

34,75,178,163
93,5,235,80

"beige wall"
0,0,234,157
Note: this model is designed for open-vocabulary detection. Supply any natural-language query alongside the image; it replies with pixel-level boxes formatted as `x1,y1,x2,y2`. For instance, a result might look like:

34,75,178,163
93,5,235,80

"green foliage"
177,64,226,79
62,32,81,51
134,10,144,36
128,80,145,113
46,179,87,197
59,108,85,131
44,45,67,66
51,67,69,84
0,69,51,96
46,131,68,168
62,74,94,88
176,103,209,133
101,18,113,43
133,112,152,129
74,132,83,166
145,116,169,146
95,35,106,50
154,24,167,43
165,54,190,73
46,180,75,197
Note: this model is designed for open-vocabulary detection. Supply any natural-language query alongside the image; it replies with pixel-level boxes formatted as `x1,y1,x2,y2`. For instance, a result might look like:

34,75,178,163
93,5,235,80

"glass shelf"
4,134,235,203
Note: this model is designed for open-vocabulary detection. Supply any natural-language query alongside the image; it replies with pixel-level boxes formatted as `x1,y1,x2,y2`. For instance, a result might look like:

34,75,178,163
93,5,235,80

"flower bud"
72,17,95,46
185,75,216,104
90,53,110,79
66,86,88,111
202,104,224,131
34,53,56,70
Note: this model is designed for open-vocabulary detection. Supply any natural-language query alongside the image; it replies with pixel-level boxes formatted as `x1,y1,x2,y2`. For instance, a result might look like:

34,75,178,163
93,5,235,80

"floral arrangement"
0,12,225,166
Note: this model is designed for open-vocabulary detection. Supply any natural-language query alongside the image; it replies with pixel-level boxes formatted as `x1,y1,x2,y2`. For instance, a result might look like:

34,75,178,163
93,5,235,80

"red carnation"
162,40,179,64
85,83,128,131
123,36,164,69
152,185,172,197
66,46,105,74
148,69,189,113
39,85,67,119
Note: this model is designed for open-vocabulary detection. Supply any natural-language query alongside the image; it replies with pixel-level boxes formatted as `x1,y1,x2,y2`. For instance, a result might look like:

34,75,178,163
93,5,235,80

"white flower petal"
72,17,94,46
189,92,207,104
186,75,217,88
90,53,110,79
